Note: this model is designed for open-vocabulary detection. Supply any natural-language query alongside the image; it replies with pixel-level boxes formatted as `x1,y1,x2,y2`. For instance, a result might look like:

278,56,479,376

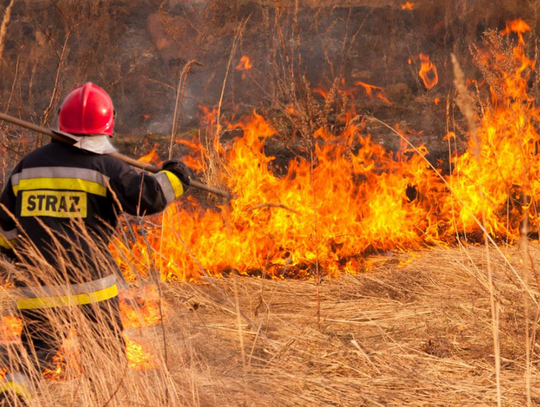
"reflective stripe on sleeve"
16,274,118,310
155,171,184,205
0,373,34,400
0,227,18,249
11,167,109,197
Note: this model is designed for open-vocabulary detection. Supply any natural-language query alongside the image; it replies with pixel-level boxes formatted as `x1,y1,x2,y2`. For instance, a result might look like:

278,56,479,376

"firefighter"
0,82,190,405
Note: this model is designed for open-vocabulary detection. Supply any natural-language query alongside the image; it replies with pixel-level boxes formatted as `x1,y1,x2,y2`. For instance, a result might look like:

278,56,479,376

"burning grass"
109,20,540,285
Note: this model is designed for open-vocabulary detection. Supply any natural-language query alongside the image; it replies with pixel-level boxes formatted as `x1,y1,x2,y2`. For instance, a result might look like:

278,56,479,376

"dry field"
32,243,538,407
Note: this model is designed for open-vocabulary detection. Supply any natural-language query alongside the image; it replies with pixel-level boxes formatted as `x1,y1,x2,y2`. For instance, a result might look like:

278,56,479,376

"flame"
314,88,329,99
105,22,540,281
355,81,391,105
401,2,414,10
125,335,156,370
138,143,160,164
0,307,158,377
236,56,253,80
502,19,530,45
120,285,166,329
0,316,22,344
418,53,438,89
434,98,440,105
42,333,80,381
442,19,537,237
236,56,253,71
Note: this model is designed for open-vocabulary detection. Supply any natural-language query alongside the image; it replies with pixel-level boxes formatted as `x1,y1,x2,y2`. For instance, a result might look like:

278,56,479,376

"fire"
138,143,160,164
0,304,159,378
442,19,537,237
502,19,530,45
0,315,22,344
355,81,391,105
125,335,156,371
42,334,80,381
401,2,414,10
114,109,444,280
236,56,253,79
236,55,253,71
120,285,166,329
107,21,536,280
418,53,438,89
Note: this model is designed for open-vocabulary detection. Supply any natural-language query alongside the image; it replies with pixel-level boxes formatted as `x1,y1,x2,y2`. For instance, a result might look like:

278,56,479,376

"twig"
0,0,15,83
169,59,203,160
101,359,129,407
215,17,249,155
40,12,73,141
310,149,322,332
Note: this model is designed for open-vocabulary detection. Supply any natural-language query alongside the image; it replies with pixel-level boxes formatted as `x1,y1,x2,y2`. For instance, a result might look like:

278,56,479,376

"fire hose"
0,112,231,200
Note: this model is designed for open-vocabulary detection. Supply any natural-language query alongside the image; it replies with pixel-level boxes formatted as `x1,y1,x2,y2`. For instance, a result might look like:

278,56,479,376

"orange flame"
125,335,156,371
401,2,414,10
0,316,22,344
418,53,438,89
502,19,531,45
42,333,80,381
106,21,539,281
355,81,391,105
138,143,160,164
236,56,253,79
120,286,166,329
236,56,253,71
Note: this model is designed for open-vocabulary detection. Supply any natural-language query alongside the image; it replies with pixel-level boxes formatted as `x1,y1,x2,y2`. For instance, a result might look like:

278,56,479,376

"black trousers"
19,296,125,376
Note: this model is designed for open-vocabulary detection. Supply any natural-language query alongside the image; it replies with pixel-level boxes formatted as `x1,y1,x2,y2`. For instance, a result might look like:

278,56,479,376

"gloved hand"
161,159,191,190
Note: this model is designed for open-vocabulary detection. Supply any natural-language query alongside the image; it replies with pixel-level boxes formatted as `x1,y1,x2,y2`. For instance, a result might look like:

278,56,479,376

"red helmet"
58,82,115,137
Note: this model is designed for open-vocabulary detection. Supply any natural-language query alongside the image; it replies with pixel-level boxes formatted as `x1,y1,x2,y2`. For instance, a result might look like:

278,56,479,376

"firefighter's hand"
161,159,191,189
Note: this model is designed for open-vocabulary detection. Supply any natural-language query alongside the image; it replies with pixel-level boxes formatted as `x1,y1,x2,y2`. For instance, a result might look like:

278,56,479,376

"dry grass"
4,241,540,406
12,243,528,407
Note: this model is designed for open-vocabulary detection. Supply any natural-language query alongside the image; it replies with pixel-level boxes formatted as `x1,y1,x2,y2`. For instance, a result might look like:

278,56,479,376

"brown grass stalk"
452,53,501,407
0,0,15,74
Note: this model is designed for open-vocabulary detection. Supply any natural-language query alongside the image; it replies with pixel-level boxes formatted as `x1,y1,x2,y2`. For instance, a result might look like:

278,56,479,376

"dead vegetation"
8,244,534,406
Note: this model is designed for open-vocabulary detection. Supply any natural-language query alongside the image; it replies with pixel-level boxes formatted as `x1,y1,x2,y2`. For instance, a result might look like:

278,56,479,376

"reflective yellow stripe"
16,284,118,310
13,178,106,197
161,171,184,198
0,382,33,400
0,235,17,249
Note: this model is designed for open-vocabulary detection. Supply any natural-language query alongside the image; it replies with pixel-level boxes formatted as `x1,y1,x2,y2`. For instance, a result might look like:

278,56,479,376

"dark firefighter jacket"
0,141,184,310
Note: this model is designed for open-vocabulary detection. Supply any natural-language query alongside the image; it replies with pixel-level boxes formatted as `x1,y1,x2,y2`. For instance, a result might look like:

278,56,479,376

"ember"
236,55,253,71
236,56,253,79
401,2,415,10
